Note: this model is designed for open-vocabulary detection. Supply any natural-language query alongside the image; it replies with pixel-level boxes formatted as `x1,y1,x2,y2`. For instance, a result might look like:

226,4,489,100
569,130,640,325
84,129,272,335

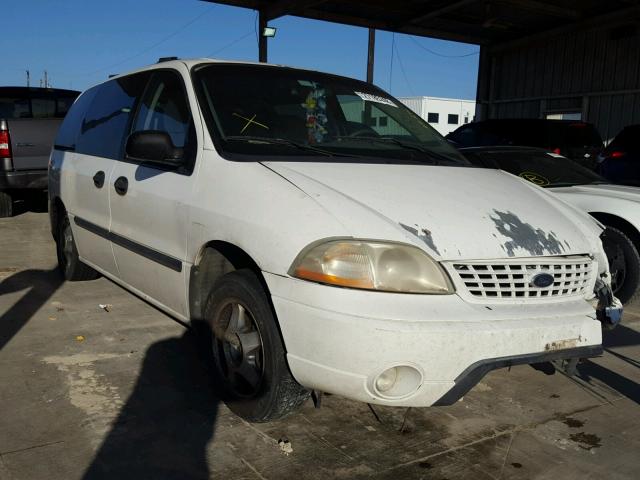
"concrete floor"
1,209,639,480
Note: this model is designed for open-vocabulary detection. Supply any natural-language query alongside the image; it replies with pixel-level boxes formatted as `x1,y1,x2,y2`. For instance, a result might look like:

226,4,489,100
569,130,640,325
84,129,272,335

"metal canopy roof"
201,1,638,45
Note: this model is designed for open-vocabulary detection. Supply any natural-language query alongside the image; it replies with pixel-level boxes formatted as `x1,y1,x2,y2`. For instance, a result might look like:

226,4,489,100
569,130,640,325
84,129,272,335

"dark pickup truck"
1,86,79,216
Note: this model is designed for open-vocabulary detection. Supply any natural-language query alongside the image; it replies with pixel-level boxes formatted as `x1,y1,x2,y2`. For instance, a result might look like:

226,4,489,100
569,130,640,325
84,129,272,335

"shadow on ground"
0,268,64,351
81,328,220,480
571,324,640,406
9,191,49,217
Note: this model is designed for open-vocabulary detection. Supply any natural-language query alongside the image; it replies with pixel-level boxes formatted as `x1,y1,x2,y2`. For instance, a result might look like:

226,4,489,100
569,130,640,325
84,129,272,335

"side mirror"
125,130,184,167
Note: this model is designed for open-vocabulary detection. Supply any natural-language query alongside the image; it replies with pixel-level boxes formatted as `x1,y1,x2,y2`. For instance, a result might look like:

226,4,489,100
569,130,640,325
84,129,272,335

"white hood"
264,162,603,261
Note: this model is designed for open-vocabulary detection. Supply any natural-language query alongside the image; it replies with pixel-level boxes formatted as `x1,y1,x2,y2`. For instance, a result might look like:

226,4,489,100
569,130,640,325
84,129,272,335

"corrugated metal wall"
482,22,640,141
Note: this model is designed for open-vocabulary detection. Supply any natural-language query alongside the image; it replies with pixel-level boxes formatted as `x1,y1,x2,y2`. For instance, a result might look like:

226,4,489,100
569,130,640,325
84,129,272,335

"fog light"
372,365,423,399
375,367,398,392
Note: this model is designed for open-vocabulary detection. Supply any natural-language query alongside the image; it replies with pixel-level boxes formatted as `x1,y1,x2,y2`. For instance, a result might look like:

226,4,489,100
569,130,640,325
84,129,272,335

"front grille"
449,257,594,300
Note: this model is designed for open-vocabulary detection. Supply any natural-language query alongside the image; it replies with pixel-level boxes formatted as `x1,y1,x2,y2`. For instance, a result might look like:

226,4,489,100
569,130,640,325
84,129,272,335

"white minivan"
49,59,621,422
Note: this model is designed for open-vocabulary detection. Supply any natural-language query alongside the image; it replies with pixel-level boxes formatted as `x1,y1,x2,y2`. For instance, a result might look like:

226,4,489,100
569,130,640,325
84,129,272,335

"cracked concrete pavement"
1,211,639,479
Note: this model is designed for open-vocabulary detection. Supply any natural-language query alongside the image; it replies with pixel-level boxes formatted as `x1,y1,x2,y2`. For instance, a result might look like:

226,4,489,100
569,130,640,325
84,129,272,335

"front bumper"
0,169,48,190
265,272,603,406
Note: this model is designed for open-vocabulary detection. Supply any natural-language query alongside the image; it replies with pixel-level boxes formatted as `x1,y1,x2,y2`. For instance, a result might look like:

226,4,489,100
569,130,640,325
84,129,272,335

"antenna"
44,70,49,88
26,70,30,87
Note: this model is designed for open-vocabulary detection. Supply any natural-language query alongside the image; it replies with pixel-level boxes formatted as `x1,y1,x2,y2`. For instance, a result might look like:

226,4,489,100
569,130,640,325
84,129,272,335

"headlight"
289,239,454,294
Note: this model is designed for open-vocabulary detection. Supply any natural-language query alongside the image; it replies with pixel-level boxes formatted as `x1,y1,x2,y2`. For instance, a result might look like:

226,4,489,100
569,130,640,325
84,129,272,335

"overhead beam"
492,3,640,52
294,8,488,44
496,0,580,19
408,0,479,26
264,0,328,20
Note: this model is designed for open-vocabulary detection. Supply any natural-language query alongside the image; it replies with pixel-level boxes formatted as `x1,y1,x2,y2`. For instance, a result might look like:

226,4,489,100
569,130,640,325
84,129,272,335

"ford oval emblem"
531,273,554,288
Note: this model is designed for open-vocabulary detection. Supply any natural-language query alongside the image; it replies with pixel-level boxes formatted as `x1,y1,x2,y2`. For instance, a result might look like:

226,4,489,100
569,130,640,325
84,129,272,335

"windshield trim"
190,62,468,166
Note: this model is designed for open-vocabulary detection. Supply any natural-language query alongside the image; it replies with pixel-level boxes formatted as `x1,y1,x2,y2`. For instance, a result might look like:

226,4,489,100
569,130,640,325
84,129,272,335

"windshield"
192,64,468,165
463,149,607,187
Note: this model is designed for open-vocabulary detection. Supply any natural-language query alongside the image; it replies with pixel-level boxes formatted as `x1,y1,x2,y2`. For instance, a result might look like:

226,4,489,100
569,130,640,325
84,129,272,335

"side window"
56,93,80,118
76,73,149,159
132,71,193,151
54,87,99,150
31,97,56,118
0,96,30,119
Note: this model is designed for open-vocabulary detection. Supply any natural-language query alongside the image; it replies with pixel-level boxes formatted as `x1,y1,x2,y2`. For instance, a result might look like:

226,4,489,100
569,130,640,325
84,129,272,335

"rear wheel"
56,214,100,281
0,191,12,217
203,269,309,422
602,226,640,305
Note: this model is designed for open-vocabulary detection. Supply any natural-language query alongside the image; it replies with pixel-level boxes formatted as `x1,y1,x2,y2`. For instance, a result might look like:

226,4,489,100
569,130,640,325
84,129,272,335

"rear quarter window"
54,88,99,150
75,73,149,159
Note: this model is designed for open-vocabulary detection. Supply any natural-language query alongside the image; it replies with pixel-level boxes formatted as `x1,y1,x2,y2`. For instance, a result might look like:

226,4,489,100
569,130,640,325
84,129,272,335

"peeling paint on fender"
400,223,440,255
490,210,566,257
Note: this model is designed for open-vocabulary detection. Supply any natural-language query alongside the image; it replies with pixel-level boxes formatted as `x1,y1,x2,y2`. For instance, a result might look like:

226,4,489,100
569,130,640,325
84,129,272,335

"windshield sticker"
301,83,328,143
232,112,270,133
519,171,550,187
354,91,397,107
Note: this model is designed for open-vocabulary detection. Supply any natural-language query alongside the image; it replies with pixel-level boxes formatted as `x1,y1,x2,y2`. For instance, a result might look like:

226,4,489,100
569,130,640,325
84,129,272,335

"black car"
597,124,640,187
446,119,604,168
0,86,79,216
461,145,640,306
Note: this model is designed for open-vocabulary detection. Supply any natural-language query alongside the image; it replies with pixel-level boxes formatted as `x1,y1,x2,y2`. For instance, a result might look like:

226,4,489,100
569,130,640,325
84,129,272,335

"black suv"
0,86,79,216
446,119,604,168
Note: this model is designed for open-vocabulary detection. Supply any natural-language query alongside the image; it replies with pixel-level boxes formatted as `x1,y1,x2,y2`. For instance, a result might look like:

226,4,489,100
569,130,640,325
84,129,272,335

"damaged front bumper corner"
593,278,623,329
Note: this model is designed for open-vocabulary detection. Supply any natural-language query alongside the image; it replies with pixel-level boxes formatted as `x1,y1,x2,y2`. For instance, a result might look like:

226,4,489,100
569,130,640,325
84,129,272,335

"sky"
4,0,480,99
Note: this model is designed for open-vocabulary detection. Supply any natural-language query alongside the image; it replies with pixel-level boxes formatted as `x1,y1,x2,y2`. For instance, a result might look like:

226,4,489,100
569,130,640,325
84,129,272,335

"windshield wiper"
334,136,464,165
224,135,358,157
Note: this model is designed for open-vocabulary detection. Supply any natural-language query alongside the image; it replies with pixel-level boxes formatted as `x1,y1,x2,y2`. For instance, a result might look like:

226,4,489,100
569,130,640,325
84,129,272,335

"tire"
602,226,640,305
0,191,12,217
56,213,100,281
202,269,309,422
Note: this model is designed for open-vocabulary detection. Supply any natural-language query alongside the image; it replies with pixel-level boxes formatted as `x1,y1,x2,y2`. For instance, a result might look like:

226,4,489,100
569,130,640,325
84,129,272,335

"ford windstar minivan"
49,59,621,422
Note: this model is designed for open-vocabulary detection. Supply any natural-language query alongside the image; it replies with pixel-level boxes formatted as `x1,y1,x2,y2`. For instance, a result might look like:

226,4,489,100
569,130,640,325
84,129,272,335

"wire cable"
393,38,415,96
408,36,479,58
206,30,255,57
84,5,217,77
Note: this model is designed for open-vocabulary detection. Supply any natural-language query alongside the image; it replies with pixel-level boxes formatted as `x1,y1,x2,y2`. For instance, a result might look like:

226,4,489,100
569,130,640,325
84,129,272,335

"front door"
108,69,198,318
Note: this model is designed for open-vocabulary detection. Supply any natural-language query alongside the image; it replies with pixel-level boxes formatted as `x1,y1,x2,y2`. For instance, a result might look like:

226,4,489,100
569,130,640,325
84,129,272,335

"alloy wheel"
212,300,264,397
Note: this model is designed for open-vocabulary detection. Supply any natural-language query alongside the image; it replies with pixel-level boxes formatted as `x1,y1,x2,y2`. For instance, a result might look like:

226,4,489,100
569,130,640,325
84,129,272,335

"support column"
366,28,375,84
475,45,492,121
258,10,268,63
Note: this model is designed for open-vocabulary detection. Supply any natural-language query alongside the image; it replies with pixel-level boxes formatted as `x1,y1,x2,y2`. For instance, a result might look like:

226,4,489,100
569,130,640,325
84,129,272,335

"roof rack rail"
157,56,179,63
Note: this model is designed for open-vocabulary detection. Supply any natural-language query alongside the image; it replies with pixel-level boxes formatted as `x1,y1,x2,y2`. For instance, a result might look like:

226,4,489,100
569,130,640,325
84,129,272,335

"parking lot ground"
1,211,639,480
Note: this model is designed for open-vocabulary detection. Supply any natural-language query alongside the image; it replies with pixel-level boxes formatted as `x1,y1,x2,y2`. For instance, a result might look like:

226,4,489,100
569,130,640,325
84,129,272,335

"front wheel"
602,226,640,305
203,269,309,422
56,214,100,281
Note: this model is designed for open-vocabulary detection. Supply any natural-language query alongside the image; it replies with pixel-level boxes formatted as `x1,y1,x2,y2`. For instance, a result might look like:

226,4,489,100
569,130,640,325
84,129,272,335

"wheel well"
589,212,640,252
50,197,66,239
189,241,266,322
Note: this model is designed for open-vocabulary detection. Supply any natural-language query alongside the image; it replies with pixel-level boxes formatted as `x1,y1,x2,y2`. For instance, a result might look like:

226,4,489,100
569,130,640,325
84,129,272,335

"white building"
398,96,476,136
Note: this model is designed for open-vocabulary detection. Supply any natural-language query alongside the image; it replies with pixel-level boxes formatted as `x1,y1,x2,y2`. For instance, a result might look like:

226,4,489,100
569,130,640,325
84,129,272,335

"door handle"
93,171,105,188
114,176,128,196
